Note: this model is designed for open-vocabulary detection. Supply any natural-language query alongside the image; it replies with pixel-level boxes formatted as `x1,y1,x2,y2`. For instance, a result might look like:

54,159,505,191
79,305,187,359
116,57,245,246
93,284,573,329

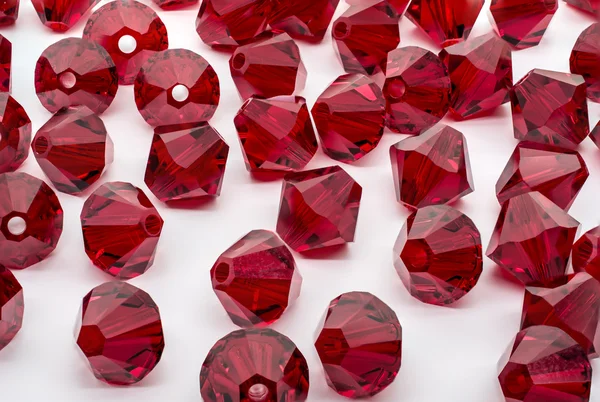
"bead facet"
32,0,99,32
0,266,23,351
573,226,600,281
0,94,32,174
570,23,600,103
0,35,11,92
269,0,341,43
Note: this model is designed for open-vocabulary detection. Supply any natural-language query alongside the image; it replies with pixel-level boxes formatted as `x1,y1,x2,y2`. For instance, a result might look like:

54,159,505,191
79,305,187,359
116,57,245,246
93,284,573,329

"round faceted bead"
134,48,220,127
312,74,385,163
0,35,11,92
0,266,23,351
0,94,32,174
384,46,451,135
315,292,402,398
229,33,306,100
565,0,599,13
0,0,18,26
234,96,317,173
145,123,229,202
210,230,302,327
200,328,309,401
80,182,164,279
277,166,362,252
32,106,113,195
75,281,165,385
34,38,118,114
573,226,600,281
570,23,600,103
269,0,341,43
83,0,169,85
153,0,197,9
498,326,592,402
32,0,99,32
390,124,473,209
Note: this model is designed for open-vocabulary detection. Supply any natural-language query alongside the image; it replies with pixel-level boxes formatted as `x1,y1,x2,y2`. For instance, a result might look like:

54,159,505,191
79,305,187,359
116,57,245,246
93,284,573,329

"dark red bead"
32,0,99,32
573,226,600,281
0,266,23,351
269,0,340,43
0,0,18,25
0,94,32,174
565,0,599,13
0,35,11,92
153,0,197,9
591,121,600,148
570,23,600,103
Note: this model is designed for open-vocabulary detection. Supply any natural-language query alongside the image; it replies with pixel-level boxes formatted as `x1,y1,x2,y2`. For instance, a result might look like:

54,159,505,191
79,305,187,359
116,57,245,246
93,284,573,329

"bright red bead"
80,182,164,279
134,49,220,127
75,281,164,385
32,0,99,32
269,0,340,43
312,74,385,163
0,266,23,351
346,0,410,14
145,123,229,202
200,328,309,401
0,94,32,174
0,35,11,92
153,0,197,9
487,192,580,287
0,0,18,25
35,38,118,114
573,226,600,281
234,96,317,173
0,172,63,270
570,23,600,103
277,166,362,252
384,46,451,135
565,0,599,13
315,292,402,398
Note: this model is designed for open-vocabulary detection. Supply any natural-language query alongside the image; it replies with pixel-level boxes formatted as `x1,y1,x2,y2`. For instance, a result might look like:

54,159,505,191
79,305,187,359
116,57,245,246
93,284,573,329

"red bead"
153,0,197,9
32,106,113,195
0,35,11,92
0,266,23,351
0,94,32,174
490,0,558,50
565,0,599,13
487,192,580,287
312,74,385,163
80,182,164,279
83,0,169,85
134,49,220,127
234,96,317,173
210,230,301,327
440,32,513,119
332,1,400,76
75,281,164,385
315,292,402,398
35,38,118,114
384,46,451,135
570,23,600,103
145,123,229,202
496,142,588,211
200,328,309,401
32,0,99,32
270,0,340,43
573,226,600,281
277,166,362,252
230,33,306,100
0,0,18,25
591,121,600,148
346,0,410,14
393,205,482,306
0,172,63,270
511,69,589,149
498,326,592,402
390,124,473,209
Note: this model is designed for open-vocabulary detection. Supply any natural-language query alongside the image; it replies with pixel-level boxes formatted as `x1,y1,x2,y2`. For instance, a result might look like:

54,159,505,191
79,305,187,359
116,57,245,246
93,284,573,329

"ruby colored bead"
565,0,599,13
234,96,317,173
32,0,99,32
35,38,118,114
573,226,600,281
0,35,11,92
498,326,592,402
134,49,220,127
315,292,402,398
390,125,473,209
0,266,23,351
230,33,306,100
487,192,580,287
210,230,301,327
0,94,32,174
511,69,589,149
269,0,340,43
80,182,163,279
32,106,113,195
153,0,197,9
0,0,18,25
0,172,63,270
83,0,169,85
75,281,164,385
346,0,410,14
312,74,385,163
277,166,362,252
145,123,229,202
384,46,451,135
570,23,600,103
591,122,600,148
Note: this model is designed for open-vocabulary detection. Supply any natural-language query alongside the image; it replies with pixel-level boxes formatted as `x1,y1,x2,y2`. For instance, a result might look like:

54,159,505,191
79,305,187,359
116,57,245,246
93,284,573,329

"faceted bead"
269,0,340,43
312,74,385,163
210,230,301,327
75,281,164,385
34,38,118,115
565,0,599,13
439,32,513,120
83,0,169,85
486,192,580,287
346,0,410,15
511,69,589,149
570,23,600,103
229,33,307,100
153,0,197,10
383,46,451,135
332,1,400,76
80,182,164,279
393,205,482,306
0,35,11,92
0,172,63,270
32,0,99,32
591,122,600,148
277,166,362,252
0,0,18,26
490,0,558,50
0,94,32,174
389,124,473,209
0,266,23,351
134,49,220,127
200,328,309,401
234,96,317,173
144,123,229,202
32,106,113,195
496,142,588,211
573,226,600,281
498,326,592,402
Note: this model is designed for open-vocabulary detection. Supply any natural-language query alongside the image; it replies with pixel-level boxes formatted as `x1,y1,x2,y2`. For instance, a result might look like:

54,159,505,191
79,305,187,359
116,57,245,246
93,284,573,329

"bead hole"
232,53,246,70
334,21,350,39
248,383,269,401
34,136,49,155
144,214,162,236
118,34,137,54
7,216,26,236
387,80,406,100
214,263,230,283
171,84,189,102
60,72,77,89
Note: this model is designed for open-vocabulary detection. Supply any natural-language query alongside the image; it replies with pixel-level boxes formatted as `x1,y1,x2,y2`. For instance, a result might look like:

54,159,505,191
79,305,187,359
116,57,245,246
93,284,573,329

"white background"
1,1,599,401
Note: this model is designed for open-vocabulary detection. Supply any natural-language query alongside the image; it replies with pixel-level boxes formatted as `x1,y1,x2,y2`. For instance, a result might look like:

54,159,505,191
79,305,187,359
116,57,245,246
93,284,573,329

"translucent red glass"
269,0,340,43
0,94,31,174
0,266,23,351
32,0,99,32
570,22,600,103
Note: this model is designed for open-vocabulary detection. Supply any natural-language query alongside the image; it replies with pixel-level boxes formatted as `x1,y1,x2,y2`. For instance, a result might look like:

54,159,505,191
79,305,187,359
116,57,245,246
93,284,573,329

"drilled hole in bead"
144,214,162,236
171,84,189,102
387,80,406,100
60,72,77,89
248,384,269,402
34,136,49,155
232,53,246,70
333,21,350,39
118,34,137,54
214,263,230,283
7,216,26,236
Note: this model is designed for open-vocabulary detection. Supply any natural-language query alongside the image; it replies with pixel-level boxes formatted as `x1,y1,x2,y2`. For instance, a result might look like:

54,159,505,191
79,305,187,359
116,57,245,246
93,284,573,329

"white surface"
1,1,600,401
